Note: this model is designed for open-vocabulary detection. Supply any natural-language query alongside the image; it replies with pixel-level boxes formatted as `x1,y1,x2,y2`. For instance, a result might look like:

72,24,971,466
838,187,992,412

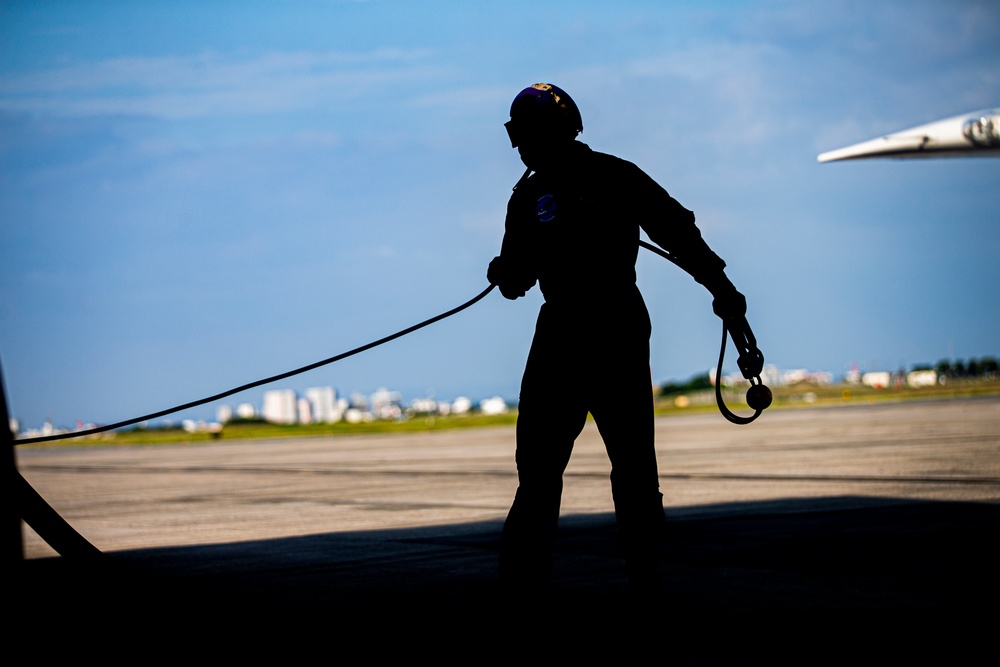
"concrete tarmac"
13,397,1000,659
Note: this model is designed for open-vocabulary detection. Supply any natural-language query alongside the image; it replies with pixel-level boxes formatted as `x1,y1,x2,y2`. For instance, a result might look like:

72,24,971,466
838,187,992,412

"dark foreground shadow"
14,496,998,659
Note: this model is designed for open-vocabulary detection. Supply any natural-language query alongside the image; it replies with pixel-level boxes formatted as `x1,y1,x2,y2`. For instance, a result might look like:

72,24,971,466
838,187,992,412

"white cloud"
0,48,445,119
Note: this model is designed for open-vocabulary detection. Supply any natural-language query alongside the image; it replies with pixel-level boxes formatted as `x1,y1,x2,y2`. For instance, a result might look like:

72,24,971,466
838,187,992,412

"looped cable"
714,320,764,425
640,239,768,425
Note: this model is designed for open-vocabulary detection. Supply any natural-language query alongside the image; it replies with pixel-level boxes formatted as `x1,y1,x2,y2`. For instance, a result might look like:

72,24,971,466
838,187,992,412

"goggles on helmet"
504,119,538,148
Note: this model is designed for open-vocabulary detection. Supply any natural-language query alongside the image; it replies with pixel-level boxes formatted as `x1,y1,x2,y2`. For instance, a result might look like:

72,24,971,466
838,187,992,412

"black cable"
714,321,763,425
16,284,496,445
640,239,765,424
18,240,764,445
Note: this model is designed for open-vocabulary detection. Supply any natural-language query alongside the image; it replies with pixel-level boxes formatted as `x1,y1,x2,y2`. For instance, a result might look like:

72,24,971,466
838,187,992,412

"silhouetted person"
488,83,751,599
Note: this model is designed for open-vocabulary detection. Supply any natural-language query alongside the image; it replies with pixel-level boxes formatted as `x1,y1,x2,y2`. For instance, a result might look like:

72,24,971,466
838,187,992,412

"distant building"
409,397,441,415
907,369,938,388
306,386,341,423
236,403,257,420
370,387,403,420
297,397,313,424
862,371,891,389
263,389,297,424
780,369,833,385
479,396,508,415
216,405,233,423
183,419,222,435
349,392,369,411
344,407,373,424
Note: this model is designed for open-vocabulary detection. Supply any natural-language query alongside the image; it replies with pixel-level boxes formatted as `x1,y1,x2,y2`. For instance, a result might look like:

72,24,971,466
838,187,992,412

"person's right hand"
488,256,532,300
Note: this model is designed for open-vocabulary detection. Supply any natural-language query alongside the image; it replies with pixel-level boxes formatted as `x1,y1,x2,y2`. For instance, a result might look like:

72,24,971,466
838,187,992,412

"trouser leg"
591,351,666,591
499,398,587,588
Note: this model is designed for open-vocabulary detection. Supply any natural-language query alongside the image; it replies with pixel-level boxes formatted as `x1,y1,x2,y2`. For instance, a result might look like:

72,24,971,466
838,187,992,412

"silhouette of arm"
488,191,538,300
635,168,746,319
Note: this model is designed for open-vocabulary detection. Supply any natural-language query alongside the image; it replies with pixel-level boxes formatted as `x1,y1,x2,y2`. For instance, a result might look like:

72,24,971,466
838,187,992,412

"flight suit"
489,141,729,589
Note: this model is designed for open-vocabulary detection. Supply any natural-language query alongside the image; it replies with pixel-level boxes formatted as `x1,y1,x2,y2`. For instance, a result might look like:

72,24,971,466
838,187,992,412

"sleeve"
631,166,747,318
487,191,538,299
633,166,727,288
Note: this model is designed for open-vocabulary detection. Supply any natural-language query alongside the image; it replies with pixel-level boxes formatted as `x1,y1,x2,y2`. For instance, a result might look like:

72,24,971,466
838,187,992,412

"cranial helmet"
505,83,583,148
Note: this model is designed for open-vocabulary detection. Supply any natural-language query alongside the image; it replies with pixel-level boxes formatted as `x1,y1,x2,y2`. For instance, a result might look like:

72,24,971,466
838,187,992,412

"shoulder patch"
536,194,556,222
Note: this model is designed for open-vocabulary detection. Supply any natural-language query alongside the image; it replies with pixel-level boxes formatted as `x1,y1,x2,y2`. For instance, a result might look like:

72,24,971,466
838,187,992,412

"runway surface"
14,397,1000,658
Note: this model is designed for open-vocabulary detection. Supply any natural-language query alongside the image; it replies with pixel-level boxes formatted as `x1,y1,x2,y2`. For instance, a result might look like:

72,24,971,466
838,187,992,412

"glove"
704,273,763,381
707,274,747,321
713,289,747,321
487,256,534,300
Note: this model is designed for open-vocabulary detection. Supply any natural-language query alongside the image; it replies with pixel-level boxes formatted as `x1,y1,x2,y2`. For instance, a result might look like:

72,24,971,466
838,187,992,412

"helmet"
505,83,583,147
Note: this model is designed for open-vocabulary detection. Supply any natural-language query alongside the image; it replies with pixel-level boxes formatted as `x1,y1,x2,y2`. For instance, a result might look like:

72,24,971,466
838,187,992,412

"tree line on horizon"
658,355,999,398
930,357,999,380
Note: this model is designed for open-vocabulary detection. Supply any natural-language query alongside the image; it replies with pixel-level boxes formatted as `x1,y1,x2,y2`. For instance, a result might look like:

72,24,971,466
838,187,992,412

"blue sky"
2,0,998,430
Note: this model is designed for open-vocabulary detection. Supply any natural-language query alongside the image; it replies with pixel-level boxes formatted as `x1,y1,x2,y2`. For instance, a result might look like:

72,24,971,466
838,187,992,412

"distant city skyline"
15,352,995,437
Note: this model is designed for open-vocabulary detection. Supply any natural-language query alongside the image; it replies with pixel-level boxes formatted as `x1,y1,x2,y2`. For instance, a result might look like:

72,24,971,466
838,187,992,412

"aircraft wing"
818,108,1000,162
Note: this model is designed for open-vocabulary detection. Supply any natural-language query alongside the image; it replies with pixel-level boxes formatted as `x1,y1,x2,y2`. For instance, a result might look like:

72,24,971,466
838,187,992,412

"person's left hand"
710,277,747,321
